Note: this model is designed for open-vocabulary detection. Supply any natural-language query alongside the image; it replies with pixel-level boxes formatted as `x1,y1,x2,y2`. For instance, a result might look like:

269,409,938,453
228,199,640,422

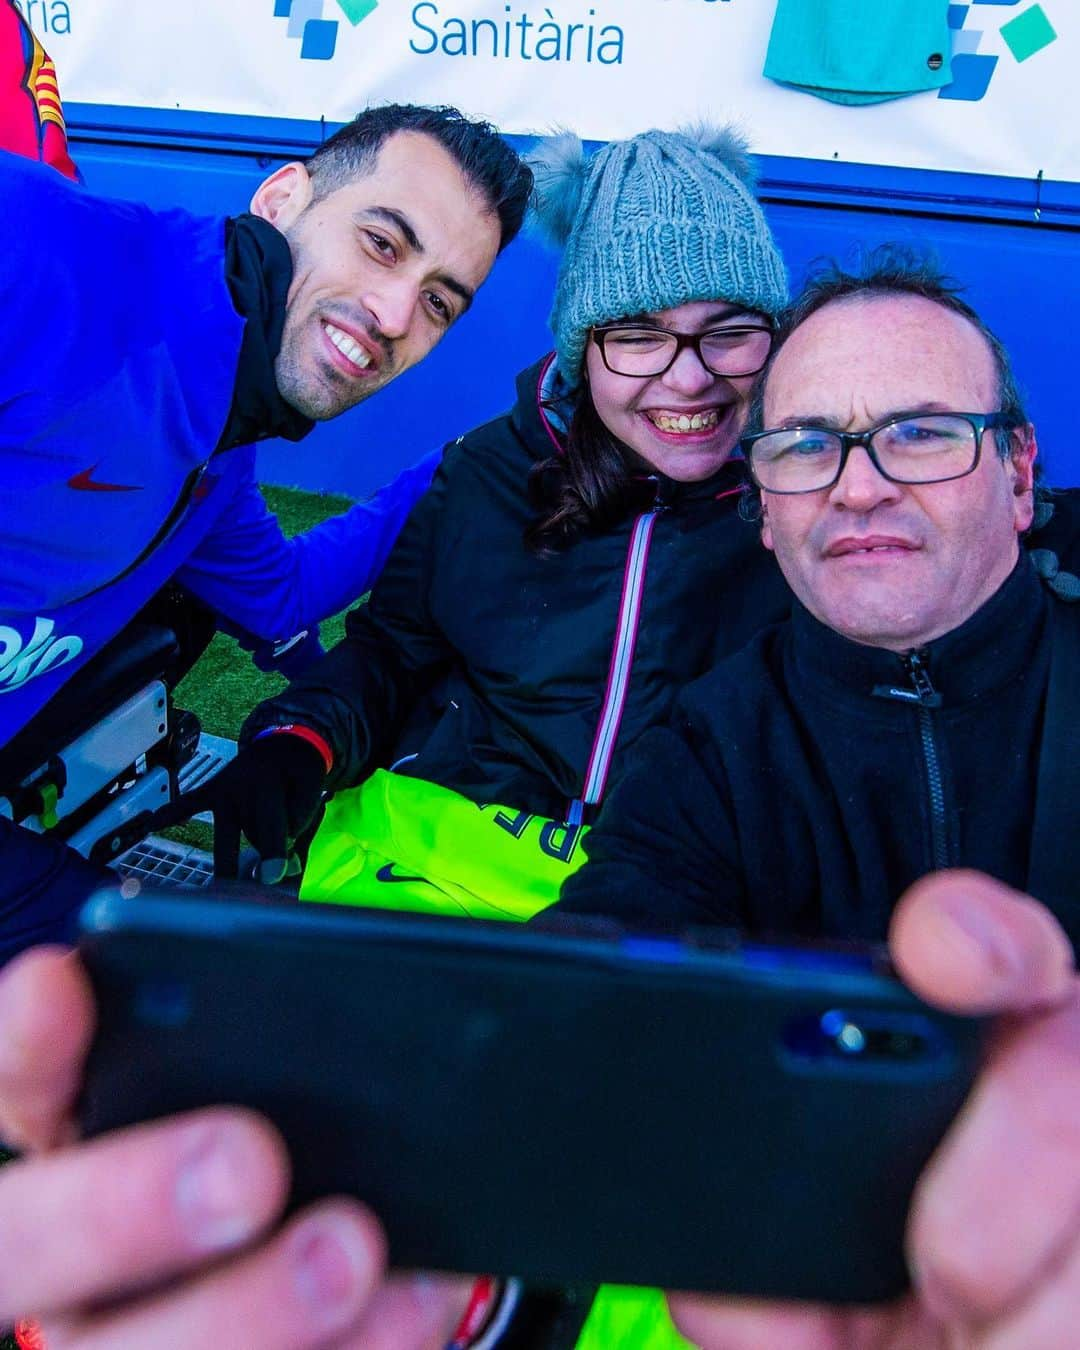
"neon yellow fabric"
576,1286,692,1350
300,769,588,919
301,771,690,1348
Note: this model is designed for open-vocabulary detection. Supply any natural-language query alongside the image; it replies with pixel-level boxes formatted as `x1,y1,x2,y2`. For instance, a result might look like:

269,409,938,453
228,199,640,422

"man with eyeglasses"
554,248,1080,1344
560,247,1080,950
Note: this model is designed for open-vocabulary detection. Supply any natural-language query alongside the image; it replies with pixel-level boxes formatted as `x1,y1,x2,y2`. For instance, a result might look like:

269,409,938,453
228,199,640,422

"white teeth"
324,322,372,371
649,410,720,434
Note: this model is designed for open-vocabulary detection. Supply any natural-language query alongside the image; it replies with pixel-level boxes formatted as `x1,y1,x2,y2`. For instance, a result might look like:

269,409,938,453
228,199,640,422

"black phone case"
78,890,984,1302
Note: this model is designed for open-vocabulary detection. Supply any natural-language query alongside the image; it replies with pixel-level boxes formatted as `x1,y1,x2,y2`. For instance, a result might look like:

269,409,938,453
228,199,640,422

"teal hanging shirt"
764,0,953,105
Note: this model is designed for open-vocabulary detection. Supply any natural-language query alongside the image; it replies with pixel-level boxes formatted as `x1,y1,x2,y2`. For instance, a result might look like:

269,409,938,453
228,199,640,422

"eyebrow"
361,205,476,312
365,205,422,252
769,401,958,430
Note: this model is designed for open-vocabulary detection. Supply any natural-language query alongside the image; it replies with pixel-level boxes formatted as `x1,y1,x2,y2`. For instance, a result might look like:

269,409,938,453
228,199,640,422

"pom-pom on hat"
529,124,788,384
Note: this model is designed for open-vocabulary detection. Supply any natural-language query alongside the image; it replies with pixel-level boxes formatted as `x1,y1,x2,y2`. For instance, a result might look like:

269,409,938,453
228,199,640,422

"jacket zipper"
873,650,949,870
569,491,662,825
67,463,210,606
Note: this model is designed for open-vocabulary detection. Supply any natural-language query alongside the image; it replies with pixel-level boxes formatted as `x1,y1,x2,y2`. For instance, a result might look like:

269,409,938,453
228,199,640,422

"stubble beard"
274,329,374,422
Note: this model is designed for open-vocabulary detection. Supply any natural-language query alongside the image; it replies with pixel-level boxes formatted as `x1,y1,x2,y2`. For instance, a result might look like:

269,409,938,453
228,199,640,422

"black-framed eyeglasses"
740,411,1018,495
591,323,773,379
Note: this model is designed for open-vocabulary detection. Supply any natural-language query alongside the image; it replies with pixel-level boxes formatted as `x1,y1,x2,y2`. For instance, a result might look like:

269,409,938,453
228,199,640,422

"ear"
250,162,314,231
1008,423,1037,533
760,498,774,552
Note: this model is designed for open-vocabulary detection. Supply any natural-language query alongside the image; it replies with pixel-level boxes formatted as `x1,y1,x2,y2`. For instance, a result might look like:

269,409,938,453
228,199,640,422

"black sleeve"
556,717,747,929
241,444,460,788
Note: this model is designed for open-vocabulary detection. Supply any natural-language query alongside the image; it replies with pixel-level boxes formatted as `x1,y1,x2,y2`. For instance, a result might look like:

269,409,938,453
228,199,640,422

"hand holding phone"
78,886,985,1303
665,872,1080,1349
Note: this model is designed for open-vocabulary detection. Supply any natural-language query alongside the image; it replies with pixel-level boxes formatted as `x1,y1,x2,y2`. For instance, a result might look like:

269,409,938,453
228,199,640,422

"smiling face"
759,293,1036,651
252,131,502,421
584,300,768,482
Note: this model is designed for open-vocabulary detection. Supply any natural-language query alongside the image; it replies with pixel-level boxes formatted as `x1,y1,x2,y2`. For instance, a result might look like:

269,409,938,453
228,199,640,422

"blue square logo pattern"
939,52,999,99
288,0,323,39
273,0,378,60
301,17,338,60
940,1,1056,100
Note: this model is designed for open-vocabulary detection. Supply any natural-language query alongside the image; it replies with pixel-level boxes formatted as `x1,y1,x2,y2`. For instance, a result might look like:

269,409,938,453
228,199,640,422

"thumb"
257,855,291,886
889,870,1074,1016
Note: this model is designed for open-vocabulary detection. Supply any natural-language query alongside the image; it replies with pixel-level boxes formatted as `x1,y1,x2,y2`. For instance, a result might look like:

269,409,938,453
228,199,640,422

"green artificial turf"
0,485,358,1346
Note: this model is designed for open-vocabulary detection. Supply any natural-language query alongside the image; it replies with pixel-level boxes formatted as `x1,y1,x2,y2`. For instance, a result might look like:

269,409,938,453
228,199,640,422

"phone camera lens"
820,1010,867,1055
787,1010,939,1069
833,1020,866,1054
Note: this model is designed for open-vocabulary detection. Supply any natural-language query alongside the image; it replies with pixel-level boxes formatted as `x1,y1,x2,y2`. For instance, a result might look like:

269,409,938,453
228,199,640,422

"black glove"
159,731,328,883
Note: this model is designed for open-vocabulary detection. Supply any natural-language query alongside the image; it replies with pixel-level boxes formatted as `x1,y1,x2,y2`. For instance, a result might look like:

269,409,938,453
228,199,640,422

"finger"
909,983,1080,1325
213,808,243,881
44,1200,386,1350
336,1272,474,1350
0,947,94,1152
257,857,289,886
664,1291,907,1350
976,1224,1080,1350
244,789,291,879
0,1107,288,1323
889,871,1074,1015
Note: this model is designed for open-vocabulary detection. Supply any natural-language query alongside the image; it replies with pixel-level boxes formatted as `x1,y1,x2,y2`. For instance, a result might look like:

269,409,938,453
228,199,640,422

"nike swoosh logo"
68,464,142,492
375,863,428,884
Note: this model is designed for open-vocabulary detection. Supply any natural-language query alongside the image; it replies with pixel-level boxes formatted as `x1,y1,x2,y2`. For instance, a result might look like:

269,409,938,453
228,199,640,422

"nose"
661,343,716,398
827,443,904,511
364,274,419,343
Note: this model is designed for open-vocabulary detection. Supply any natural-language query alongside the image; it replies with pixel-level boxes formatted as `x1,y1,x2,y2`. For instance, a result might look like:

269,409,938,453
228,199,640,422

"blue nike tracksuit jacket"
0,149,436,751
0,150,437,958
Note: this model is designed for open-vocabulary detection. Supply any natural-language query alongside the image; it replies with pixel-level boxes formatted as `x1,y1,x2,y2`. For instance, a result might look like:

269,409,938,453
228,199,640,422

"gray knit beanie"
528,124,788,384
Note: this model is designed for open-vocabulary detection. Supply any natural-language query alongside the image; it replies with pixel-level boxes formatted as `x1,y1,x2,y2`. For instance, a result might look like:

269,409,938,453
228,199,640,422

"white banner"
18,0,1080,182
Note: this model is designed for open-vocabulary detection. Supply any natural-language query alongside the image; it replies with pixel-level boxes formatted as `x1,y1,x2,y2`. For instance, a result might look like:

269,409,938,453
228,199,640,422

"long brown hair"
525,381,650,555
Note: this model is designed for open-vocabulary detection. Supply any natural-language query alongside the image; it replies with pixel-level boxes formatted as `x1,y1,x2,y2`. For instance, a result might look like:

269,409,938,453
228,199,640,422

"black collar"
790,552,1049,707
217,213,315,452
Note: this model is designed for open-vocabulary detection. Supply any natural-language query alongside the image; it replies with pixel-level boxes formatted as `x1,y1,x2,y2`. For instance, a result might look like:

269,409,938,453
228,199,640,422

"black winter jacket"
245,357,793,819
559,548,1080,953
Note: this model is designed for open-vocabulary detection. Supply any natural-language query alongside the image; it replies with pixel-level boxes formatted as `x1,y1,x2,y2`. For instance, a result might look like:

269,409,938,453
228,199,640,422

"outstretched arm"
170,445,462,878
175,448,441,639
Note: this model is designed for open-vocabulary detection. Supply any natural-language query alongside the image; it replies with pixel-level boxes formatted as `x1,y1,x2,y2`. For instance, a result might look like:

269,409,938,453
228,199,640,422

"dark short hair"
748,244,1028,459
305,103,533,253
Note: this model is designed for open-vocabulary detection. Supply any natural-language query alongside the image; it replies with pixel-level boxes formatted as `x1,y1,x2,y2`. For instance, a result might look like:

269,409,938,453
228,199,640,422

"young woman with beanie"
210,123,792,901
188,123,792,1348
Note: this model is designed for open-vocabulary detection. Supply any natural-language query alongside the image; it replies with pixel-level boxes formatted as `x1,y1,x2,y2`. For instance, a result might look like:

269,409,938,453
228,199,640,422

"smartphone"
78,886,985,1303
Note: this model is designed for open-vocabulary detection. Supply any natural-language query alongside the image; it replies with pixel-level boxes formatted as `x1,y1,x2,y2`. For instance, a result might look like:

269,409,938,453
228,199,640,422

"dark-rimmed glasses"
591,323,773,379
740,412,1017,495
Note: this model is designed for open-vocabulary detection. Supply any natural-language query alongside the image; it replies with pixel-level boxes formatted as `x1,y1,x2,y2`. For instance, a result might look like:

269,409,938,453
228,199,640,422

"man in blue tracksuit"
0,104,533,959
